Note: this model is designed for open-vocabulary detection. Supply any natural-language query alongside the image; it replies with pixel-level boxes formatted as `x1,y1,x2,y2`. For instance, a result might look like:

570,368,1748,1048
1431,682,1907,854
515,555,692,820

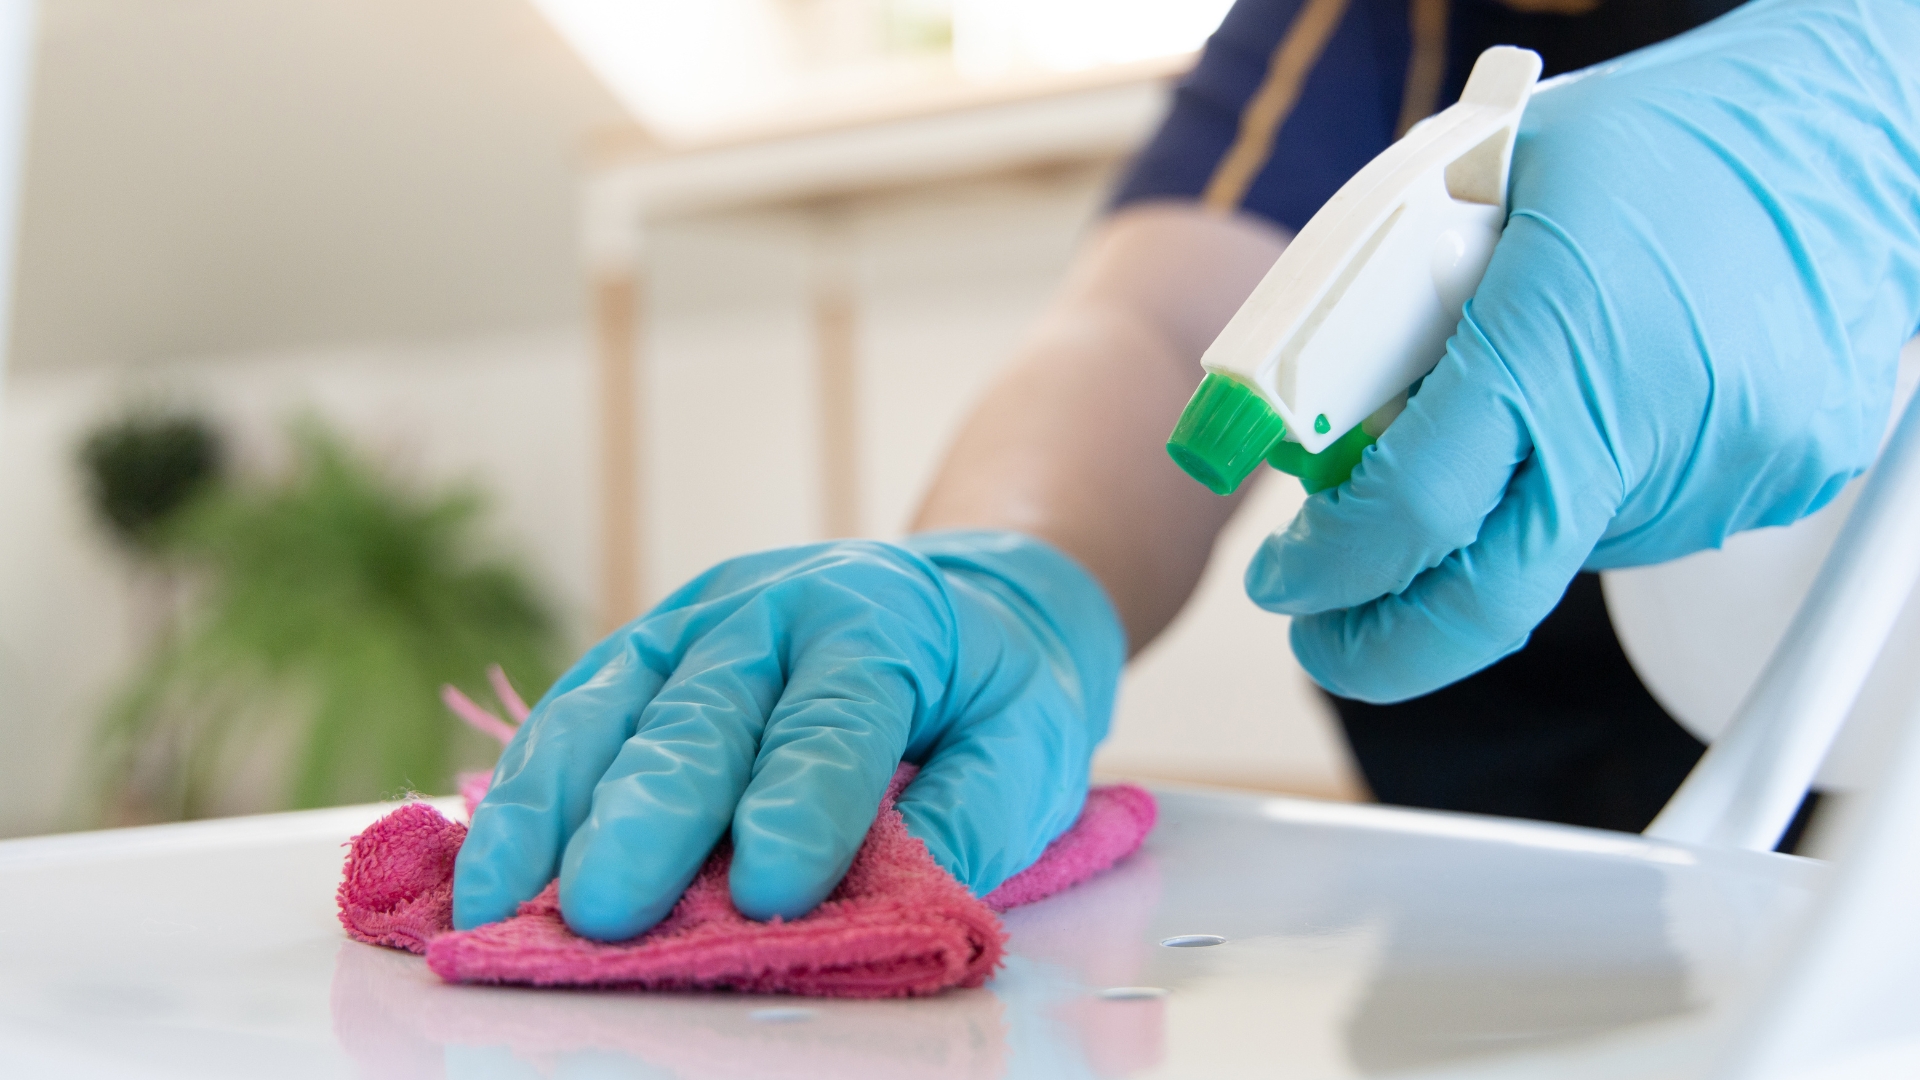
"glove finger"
726,629,931,920
1289,443,1614,703
894,685,1088,897
553,605,794,941
517,542,857,720
725,549,964,918
452,561,786,931
1246,311,1533,616
452,639,666,929
557,546,959,938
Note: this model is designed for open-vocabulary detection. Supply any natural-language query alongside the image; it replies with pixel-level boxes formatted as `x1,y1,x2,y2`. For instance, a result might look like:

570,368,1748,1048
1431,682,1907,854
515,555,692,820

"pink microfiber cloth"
337,669,1157,999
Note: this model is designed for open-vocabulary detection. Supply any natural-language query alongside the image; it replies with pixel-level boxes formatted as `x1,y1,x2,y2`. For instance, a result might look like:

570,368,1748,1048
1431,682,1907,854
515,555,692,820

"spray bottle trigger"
1267,425,1375,494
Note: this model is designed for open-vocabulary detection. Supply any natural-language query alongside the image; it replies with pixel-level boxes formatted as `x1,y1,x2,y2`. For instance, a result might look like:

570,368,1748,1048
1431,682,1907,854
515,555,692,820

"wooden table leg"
594,267,644,634
813,206,861,539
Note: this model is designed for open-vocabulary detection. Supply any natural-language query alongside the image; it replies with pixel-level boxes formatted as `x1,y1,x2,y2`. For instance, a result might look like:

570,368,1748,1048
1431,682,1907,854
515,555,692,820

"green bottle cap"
1166,373,1286,496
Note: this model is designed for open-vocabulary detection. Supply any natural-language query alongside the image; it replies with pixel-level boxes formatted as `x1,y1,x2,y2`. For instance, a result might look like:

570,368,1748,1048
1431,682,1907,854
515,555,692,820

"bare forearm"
913,203,1289,653
912,308,1239,652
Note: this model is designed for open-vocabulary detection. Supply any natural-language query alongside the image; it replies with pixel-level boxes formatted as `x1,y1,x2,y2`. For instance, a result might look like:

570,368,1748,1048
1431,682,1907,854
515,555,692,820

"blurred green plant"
90,418,559,820
78,411,224,550
882,0,954,53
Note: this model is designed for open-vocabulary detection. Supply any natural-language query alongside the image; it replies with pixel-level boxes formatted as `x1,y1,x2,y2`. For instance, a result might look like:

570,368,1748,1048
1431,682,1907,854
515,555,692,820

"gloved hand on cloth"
451,530,1124,940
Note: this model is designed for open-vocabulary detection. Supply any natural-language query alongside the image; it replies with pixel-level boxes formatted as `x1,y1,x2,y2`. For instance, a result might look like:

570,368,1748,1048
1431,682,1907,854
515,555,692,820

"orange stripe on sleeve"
1201,0,1353,215
1395,0,1450,137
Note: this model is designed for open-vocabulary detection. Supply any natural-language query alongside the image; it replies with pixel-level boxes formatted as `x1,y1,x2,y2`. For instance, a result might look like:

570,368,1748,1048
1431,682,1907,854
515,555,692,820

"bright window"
531,0,1231,141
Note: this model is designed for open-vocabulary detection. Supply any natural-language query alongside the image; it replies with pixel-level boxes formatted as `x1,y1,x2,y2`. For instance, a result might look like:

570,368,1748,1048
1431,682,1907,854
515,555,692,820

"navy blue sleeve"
1113,0,1749,232
1110,0,1416,233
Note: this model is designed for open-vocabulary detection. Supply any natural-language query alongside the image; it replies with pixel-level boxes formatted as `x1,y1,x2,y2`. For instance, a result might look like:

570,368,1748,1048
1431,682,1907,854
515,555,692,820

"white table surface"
0,786,1820,1079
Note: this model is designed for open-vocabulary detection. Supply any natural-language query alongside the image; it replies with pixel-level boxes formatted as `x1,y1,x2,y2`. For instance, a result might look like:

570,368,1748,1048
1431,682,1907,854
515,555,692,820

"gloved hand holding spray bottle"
1173,3,1920,706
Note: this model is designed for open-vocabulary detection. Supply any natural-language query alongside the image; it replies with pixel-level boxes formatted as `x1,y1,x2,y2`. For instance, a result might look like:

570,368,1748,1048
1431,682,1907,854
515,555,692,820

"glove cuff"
900,529,1127,742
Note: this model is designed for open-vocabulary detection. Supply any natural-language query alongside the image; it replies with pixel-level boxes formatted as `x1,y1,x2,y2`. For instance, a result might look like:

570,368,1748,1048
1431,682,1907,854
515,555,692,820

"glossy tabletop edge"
0,796,467,870
0,784,1820,886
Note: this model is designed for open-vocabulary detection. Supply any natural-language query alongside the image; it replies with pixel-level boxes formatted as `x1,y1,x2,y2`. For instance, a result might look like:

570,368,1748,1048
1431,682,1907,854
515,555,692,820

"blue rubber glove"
1248,0,1920,703
451,530,1123,941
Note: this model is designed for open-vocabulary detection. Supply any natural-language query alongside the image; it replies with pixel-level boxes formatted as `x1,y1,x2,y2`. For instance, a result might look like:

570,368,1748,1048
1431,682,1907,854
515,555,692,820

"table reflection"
331,942,1008,1079
329,850,1169,1079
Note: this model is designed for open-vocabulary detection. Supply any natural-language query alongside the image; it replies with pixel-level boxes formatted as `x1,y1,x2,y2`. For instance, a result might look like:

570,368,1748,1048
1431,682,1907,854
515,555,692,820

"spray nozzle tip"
1166,373,1285,496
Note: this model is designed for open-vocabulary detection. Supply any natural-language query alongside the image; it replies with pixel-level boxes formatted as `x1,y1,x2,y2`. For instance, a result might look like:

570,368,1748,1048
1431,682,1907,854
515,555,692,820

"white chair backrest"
1647,388,1920,850
1639,388,1920,1076
1710,690,1920,1079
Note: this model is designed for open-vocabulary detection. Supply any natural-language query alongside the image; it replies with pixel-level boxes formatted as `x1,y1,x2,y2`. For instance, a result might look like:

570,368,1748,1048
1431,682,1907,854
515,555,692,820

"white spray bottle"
1166,46,1542,495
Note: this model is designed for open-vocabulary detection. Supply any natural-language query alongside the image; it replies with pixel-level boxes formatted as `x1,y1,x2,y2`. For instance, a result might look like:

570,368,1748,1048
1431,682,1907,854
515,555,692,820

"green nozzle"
1166,372,1286,495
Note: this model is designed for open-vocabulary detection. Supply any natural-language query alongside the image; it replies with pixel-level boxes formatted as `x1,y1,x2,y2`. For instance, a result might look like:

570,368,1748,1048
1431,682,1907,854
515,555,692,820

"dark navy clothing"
1115,0,1749,235
1115,0,1413,234
1113,0,1773,836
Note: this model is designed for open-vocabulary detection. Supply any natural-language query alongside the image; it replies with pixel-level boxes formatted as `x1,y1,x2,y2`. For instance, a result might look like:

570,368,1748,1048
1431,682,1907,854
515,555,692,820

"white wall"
10,0,625,374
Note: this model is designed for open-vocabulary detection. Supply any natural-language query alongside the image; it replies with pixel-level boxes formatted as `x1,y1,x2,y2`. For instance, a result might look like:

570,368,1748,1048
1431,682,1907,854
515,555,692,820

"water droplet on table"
1160,934,1227,948
1098,986,1170,1000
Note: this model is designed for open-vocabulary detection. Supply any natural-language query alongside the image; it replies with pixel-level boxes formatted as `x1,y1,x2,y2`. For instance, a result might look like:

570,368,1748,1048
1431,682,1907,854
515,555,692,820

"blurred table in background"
579,55,1190,629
